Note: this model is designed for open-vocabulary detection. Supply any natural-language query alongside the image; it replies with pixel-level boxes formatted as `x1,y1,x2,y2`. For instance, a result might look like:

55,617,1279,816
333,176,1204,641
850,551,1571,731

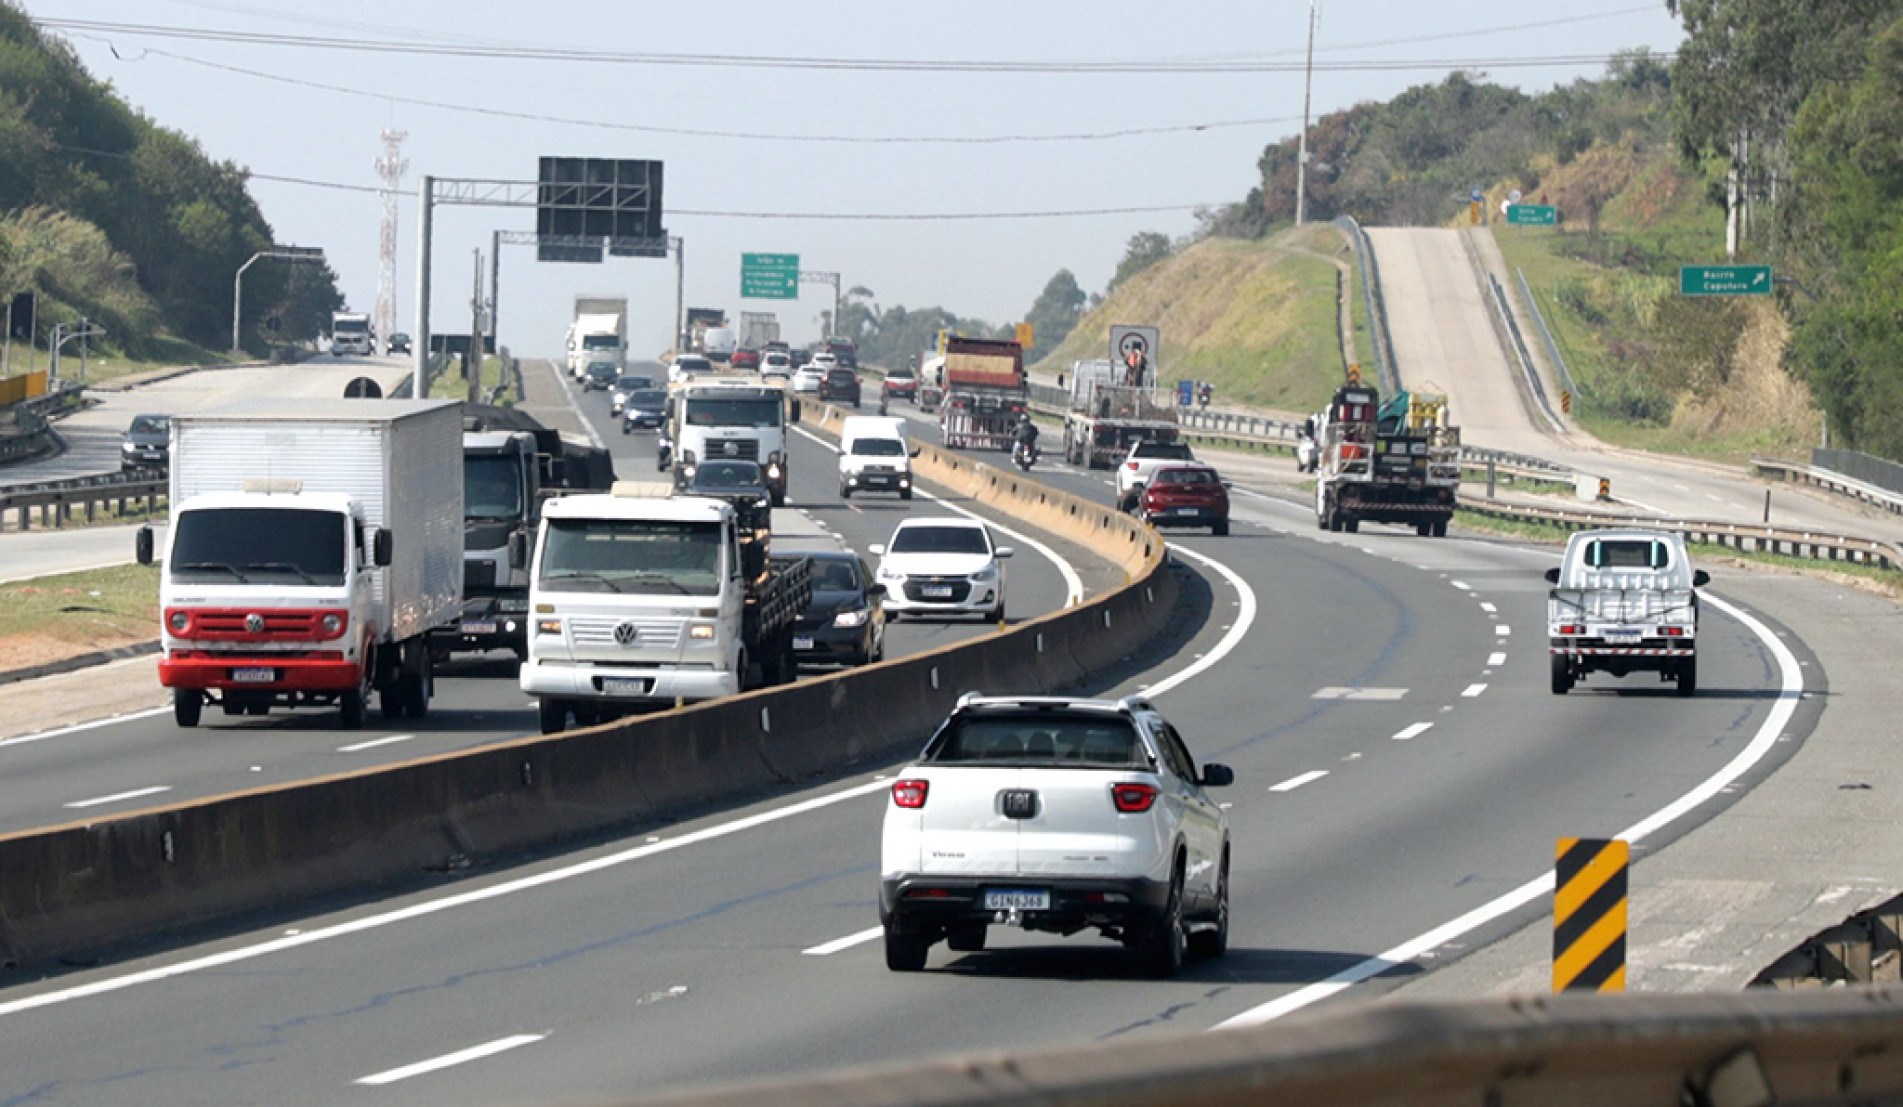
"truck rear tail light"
1660,626,1685,637
892,779,929,808
1558,624,1584,635
1111,782,1159,813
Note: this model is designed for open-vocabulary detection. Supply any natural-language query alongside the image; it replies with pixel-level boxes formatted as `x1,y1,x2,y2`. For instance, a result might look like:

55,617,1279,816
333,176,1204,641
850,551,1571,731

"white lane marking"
1479,602,1497,613
552,368,606,450
1461,683,1488,698
338,734,417,753
1487,652,1507,667
0,706,172,751
1269,770,1329,793
1494,625,1512,637
1450,581,1470,591
355,1034,546,1086
792,425,1083,607
1138,543,1256,699
1312,687,1408,701
1392,723,1433,741
802,927,883,956
1216,589,1804,1029
64,785,172,810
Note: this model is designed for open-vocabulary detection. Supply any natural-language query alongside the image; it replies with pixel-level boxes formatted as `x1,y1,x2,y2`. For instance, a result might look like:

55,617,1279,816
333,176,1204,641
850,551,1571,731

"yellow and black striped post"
1553,837,1628,993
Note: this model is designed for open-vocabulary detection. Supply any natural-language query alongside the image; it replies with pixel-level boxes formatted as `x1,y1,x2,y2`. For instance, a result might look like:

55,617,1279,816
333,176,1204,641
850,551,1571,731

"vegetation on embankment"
0,3,344,363
1032,224,1357,416
0,563,157,672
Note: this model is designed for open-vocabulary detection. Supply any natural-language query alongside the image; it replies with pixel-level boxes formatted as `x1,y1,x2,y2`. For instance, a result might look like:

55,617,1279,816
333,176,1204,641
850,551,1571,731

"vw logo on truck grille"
613,621,641,645
244,612,265,634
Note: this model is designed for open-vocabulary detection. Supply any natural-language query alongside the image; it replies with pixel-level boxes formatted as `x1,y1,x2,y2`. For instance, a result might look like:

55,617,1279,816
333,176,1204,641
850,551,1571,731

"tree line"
0,3,342,363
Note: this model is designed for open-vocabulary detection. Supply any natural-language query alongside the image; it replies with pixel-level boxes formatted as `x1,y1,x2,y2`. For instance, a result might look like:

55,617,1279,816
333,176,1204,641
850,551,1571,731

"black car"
824,338,859,370
819,367,861,408
621,387,668,433
782,549,885,667
584,360,618,391
386,333,412,356
120,413,171,472
790,348,813,368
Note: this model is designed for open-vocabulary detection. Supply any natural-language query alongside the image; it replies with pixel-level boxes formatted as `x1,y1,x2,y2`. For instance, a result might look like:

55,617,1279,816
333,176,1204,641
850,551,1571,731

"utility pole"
671,235,685,353
413,174,433,387
1295,0,1319,226
490,229,502,351
374,130,408,353
468,247,484,405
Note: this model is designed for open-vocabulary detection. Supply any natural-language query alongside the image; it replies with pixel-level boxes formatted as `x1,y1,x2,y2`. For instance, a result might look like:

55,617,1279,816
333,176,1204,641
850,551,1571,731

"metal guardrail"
1756,455,1903,516
1517,266,1579,401
1333,214,1399,393
1813,446,1903,501
0,469,167,530
1459,493,1903,569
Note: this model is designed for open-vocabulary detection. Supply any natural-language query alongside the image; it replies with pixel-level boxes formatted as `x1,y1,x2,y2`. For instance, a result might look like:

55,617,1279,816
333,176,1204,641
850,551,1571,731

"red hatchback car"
1139,463,1230,535
731,348,761,370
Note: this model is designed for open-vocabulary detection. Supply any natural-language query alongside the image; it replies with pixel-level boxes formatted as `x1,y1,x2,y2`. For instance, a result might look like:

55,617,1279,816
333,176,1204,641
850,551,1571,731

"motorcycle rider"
1012,412,1040,466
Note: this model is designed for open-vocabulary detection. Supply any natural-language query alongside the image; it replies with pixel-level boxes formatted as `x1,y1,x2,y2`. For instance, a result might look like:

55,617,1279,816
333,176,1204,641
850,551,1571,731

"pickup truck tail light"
1111,782,1159,813
1557,624,1584,635
1126,461,1140,471
891,779,929,809
1660,626,1685,637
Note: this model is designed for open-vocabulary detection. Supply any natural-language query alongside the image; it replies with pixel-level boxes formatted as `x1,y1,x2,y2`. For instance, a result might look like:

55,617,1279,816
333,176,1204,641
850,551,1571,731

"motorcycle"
1012,439,1039,471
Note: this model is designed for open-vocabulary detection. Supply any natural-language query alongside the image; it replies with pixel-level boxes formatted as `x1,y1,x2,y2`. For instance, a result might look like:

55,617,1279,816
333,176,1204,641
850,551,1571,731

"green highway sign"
741,252,800,299
1680,264,1773,297
1505,204,1557,226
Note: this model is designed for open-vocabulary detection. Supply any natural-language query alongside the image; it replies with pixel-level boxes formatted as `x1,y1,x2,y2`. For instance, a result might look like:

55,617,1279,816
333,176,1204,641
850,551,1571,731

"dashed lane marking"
1392,723,1434,741
1269,770,1329,793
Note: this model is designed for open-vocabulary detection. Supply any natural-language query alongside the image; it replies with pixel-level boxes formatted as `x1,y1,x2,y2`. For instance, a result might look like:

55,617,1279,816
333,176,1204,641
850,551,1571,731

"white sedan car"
791,365,826,394
868,517,1010,621
880,693,1234,975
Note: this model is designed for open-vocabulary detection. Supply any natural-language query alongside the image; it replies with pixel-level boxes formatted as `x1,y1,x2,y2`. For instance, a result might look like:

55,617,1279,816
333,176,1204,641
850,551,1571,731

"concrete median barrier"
0,403,1182,970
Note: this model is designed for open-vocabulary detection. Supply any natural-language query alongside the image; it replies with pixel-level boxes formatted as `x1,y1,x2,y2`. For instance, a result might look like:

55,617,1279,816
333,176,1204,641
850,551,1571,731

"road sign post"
741,253,800,299
1505,205,1558,226
1679,265,1774,296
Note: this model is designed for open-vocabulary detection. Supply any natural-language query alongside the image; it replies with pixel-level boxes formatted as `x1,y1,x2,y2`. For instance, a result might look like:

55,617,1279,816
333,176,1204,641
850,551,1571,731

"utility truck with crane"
1062,356,1179,470
1313,382,1461,536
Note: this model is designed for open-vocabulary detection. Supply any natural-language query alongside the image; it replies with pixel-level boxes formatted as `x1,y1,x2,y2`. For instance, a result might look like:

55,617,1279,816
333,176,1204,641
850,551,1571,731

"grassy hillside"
1033,224,1358,415
1484,138,1823,461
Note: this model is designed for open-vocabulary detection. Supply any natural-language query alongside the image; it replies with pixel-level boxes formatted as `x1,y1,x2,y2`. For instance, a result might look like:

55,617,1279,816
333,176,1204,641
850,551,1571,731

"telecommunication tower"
374,129,408,350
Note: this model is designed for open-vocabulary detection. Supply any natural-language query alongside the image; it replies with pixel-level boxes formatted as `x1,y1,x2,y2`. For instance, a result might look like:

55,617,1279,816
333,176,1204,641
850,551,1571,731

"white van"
839,415,916,500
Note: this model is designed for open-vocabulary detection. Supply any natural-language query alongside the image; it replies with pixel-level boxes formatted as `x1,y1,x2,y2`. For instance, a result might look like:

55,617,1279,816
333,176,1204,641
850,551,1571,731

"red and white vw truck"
137,399,464,728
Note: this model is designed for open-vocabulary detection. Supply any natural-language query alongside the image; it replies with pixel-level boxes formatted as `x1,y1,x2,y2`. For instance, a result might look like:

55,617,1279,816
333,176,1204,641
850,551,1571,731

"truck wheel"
1676,657,1698,697
380,684,408,721
174,689,203,728
1432,520,1449,538
771,488,786,508
883,919,929,972
407,654,433,719
1342,517,1360,534
900,487,913,501
1416,521,1433,537
339,688,367,730
839,483,851,499
1550,655,1573,695
538,698,568,735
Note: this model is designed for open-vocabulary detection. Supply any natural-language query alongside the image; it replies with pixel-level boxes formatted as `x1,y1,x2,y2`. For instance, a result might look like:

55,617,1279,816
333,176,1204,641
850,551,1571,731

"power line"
140,49,1304,145
38,18,1669,74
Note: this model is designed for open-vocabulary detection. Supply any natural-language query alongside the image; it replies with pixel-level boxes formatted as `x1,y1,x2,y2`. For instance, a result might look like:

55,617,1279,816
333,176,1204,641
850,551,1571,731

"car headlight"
969,564,998,583
320,613,343,634
766,463,782,480
167,610,190,633
535,618,562,636
121,442,136,453
833,607,871,628
688,622,717,640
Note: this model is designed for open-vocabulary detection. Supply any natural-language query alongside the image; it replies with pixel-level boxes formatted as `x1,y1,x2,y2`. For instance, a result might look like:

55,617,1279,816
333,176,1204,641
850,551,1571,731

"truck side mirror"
135,525,154,566
1544,567,1561,584
508,531,531,571
373,528,394,568
1693,569,1711,588
909,447,921,458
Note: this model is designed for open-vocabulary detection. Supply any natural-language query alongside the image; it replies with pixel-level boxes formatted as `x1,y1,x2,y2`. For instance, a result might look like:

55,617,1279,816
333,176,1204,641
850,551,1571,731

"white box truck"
137,399,465,728
568,296,629,378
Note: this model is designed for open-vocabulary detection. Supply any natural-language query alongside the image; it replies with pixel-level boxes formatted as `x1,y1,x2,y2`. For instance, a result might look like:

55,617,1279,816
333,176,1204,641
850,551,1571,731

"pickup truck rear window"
1134,443,1194,460
1582,538,1672,570
928,715,1145,767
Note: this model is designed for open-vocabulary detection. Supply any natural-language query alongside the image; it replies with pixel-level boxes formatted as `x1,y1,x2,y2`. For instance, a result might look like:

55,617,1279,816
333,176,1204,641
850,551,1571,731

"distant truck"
685,307,727,353
739,311,781,350
520,482,813,732
660,376,793,506
1547,529,1708,697
330,311,373,356
1313,384,1460,536
938,335,1028,451
137,400,464,728
703,327,737,364
568,296,628,378
430,405,615,662
1062,357,1179,469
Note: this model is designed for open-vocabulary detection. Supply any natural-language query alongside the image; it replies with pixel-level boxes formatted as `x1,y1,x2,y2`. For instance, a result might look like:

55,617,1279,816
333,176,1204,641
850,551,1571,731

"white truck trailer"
568,296,629,377
138,399,464,728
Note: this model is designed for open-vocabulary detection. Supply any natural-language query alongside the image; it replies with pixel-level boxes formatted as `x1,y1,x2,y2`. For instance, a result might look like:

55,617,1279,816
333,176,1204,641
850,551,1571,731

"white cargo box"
170,399,465,643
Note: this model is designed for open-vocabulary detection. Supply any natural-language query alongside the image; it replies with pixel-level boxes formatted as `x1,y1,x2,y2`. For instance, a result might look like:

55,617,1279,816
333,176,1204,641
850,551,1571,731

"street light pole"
233,246,325,355
1295,0,1318,226
671,235,685,353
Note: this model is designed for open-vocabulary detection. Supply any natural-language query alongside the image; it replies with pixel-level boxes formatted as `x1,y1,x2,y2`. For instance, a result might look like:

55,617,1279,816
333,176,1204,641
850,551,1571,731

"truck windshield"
333,319,368,335
581,335,620,350
170,508,346,586
850,438,905,457
464,455,525,520
539,519,723,596
685,398,782,428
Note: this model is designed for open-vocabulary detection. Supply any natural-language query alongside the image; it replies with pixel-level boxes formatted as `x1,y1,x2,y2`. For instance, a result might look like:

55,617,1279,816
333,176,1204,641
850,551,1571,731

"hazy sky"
28,1,1684,356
